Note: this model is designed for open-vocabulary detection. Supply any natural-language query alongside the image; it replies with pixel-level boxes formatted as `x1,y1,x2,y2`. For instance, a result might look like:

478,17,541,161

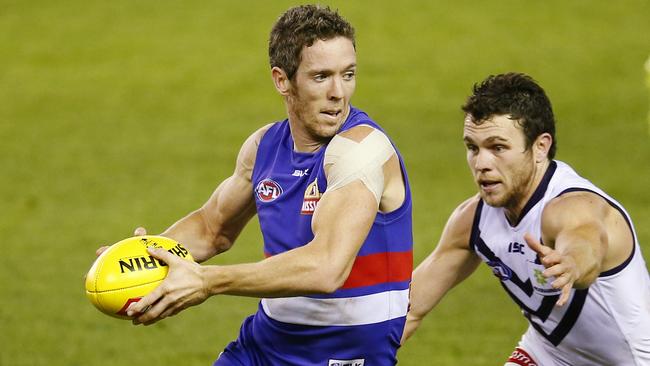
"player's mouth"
478,179,501,192
320,109,343,120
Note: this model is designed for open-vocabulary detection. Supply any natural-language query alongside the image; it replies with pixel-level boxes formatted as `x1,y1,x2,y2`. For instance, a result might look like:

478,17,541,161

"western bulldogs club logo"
301,178,321,215
255,179,283,202
487,258,513,281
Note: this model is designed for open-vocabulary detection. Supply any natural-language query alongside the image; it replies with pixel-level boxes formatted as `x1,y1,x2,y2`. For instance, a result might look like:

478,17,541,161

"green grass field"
2,1,649,365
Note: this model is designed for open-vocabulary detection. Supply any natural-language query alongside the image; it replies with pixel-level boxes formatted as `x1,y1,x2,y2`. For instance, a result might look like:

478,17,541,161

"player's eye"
343,71,355,80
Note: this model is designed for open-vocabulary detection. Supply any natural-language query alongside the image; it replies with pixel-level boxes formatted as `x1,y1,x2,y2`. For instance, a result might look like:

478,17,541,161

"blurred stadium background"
2,1,649,365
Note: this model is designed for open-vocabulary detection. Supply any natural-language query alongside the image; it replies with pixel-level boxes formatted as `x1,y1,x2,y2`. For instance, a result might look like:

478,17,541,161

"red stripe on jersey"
341,251,413,289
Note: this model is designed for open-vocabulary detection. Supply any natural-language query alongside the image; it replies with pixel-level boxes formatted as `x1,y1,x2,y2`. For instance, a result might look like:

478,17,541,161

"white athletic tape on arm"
324,129,396,204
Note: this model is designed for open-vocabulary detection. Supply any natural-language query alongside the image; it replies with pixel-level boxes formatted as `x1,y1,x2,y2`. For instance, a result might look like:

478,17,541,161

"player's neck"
289,125,329,153
504,159,551,224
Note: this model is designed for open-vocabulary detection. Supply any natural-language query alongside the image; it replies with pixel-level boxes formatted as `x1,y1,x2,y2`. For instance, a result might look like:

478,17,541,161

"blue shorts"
213,315,262,366
213,306,403,366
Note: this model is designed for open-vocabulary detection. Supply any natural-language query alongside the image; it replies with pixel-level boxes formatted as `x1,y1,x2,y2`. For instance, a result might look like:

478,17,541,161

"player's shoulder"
325,124,394,165
448,194,481,231
545,190,609,218
251,122,276,143
235,123,275,179
543,190,610,231
336,124,380,143
240,123,274,152
432,195,481,250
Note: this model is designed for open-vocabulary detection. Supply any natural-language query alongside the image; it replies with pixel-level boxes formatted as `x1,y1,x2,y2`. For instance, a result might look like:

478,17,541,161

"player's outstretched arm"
127,177,380,325
127,126,402,325
524,191,612,306
402,196,482,344
159,124,271,262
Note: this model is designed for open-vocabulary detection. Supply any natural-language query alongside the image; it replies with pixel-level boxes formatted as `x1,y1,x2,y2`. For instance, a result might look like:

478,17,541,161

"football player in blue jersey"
97,4,414,365
402,72,650,365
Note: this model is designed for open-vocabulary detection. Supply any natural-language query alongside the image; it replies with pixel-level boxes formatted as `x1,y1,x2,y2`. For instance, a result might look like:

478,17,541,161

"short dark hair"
462,72,557,159
269,5,355,80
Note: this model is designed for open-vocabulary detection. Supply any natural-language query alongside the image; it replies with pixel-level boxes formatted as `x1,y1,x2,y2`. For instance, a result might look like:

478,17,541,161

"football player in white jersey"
402,72,650,365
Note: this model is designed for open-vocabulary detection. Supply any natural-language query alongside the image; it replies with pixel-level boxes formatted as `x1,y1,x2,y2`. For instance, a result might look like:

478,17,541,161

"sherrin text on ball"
85,235,194,319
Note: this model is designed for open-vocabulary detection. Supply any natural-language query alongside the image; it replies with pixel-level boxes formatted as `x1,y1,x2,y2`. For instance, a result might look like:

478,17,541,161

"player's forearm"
197,180,372,298
401,280,450,344
406,268,456,330
401,314,422,343
560,248,601,289
200,244,343,298
404,248,481,342
555,227,606,288
159,171,256,263
161,209,226,263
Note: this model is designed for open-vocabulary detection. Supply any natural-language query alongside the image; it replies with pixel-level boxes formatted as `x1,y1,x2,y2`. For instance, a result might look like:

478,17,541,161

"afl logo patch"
487,258,513,281
255,179,283,202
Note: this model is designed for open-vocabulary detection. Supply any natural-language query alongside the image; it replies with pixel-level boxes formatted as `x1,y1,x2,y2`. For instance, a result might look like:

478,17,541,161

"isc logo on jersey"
256,179,283,202
301,178,321,215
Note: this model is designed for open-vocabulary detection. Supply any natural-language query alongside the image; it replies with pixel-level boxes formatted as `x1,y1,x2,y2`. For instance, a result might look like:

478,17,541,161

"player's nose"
472,149,493,172
327,77,344,100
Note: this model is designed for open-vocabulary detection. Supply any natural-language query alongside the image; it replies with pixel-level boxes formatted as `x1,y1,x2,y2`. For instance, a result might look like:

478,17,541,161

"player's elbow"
304,279,339,295
316,281,340,295
314,268,348,294
289,258,343,294
306,264,350,294
299,244,353,294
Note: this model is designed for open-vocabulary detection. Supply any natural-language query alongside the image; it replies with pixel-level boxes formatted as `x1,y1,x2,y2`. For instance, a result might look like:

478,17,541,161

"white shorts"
508,326,569,366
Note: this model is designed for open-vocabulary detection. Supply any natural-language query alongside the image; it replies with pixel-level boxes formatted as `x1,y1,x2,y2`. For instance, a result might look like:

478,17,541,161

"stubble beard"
482,158,536,214
288,98,345,141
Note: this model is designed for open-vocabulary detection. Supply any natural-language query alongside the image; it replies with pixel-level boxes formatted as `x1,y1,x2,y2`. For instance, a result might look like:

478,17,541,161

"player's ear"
271,67,291,96
534,133,553,162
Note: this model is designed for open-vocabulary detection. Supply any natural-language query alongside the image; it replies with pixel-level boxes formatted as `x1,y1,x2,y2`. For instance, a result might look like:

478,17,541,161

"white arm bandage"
324,129,396,204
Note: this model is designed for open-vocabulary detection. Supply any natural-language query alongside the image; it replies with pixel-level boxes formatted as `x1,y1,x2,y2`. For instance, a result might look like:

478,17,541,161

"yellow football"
85,235,194,319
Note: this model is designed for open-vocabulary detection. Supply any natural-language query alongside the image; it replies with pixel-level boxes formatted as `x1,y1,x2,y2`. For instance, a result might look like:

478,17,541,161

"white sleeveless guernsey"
471,160,650,365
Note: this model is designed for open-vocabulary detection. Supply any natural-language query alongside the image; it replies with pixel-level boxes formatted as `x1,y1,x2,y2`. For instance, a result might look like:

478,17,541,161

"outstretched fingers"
524,233,576,306
556,283,572,306
523,233,551,258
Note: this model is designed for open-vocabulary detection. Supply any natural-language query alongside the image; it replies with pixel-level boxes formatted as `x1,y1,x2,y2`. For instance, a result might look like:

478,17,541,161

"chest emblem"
527,260,561,295
255,179,283,202
487,258,513,281
301,178,321,215
533,269,547,285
